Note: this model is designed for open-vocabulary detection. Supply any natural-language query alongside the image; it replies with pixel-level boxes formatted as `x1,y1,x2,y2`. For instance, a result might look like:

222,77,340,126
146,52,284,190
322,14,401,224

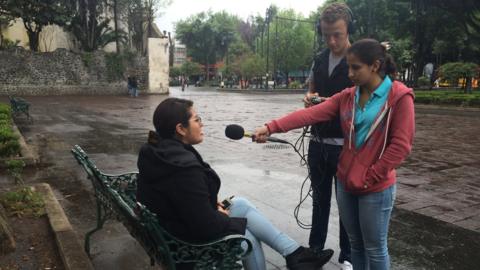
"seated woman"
136,97,333,270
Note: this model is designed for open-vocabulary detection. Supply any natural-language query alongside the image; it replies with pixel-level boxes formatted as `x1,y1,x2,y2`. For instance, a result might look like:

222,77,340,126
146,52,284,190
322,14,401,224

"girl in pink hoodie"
254,39,415,270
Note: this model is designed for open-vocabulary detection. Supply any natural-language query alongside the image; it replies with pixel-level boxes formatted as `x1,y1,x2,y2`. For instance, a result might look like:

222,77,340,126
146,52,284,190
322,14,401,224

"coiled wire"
263,126,315,229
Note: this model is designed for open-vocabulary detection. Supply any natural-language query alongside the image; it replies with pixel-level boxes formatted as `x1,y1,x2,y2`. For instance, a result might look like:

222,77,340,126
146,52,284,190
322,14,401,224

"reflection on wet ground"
2,88,479,269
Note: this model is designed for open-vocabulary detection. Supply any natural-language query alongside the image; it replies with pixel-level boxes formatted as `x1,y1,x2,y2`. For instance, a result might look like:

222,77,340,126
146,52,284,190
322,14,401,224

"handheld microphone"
225,124,289,144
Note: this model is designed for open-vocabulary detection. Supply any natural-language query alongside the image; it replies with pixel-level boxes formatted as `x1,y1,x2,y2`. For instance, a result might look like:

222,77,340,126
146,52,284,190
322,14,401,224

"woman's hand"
217,202,229,215
253,125,270,143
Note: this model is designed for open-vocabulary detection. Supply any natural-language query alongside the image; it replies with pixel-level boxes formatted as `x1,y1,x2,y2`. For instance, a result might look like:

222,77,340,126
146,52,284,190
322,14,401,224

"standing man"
127,74,138,97
303,3,354,269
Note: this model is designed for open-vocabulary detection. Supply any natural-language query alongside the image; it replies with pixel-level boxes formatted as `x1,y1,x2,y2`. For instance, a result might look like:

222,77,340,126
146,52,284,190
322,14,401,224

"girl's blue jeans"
336,181,396,270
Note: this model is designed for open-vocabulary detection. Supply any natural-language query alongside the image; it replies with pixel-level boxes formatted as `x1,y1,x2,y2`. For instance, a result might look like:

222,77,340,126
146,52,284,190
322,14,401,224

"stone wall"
0,47,148,96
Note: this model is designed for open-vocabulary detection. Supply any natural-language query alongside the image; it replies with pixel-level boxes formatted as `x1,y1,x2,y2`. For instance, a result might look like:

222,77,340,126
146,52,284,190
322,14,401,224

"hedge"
414,90,480,107
0,103,20,158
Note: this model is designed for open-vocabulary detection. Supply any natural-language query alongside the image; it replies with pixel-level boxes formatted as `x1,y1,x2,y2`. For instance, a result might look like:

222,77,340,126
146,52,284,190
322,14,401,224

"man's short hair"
320,3,352,25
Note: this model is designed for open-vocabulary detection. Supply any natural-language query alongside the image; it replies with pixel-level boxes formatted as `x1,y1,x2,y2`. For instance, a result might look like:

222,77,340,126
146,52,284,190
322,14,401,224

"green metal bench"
9,96,31,120
71,145,252,269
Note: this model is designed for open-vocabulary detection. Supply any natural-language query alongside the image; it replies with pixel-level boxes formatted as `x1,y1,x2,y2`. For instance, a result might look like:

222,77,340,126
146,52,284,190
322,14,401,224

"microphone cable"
292,126,315,229
290,124,330,230
268,125,315,229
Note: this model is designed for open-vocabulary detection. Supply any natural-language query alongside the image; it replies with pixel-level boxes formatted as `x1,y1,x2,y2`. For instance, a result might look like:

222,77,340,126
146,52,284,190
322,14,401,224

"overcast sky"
155,0,326,35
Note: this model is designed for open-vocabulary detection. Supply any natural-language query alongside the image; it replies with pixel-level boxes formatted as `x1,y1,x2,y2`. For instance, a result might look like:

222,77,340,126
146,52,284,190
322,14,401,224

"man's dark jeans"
308,140,351,263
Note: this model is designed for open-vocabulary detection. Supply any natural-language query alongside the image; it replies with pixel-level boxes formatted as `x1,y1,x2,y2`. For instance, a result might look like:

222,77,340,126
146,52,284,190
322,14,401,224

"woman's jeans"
127,85,138,97
229,197,300,270
336,181,396,270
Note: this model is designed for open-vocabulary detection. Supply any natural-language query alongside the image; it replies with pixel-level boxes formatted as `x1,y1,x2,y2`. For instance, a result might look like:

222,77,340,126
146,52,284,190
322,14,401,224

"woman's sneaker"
286,246,334,270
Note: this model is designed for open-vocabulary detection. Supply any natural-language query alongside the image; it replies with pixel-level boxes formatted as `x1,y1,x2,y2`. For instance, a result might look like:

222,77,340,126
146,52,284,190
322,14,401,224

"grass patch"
1,187,45,217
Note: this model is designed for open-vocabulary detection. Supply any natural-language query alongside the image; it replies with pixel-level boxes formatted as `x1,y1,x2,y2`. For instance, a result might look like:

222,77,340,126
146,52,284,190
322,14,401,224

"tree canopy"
175,11,238,81
1,0,70,51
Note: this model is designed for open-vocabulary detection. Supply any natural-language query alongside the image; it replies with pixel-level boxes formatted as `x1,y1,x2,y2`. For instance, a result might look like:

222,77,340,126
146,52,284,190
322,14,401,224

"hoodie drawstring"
349,96,356,150
379,107,392,159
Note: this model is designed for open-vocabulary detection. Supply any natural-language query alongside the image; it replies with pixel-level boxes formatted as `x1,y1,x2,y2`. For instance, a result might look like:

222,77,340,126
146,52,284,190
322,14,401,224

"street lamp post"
221,37,230,84
273,16,278,89
266,73,269,89
265,7,271,79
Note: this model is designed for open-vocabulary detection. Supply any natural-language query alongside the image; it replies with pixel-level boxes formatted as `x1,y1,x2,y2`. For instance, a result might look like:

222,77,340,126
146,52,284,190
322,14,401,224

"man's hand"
303,92,319,107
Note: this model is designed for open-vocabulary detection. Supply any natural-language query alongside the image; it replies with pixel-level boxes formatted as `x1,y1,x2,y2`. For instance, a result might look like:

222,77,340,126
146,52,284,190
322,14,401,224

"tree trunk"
113,0,120,53
88,0,97,51
466,77,472,94
25,28,41,51
205,55,209,83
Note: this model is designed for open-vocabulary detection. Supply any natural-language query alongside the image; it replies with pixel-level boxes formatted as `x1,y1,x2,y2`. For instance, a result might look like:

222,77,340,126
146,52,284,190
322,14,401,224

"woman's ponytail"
383,54,397,80
348,39,398,80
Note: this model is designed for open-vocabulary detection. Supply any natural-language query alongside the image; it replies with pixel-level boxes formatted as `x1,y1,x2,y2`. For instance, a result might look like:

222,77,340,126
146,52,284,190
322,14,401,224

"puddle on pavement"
213,162,303,181
44,123,93,133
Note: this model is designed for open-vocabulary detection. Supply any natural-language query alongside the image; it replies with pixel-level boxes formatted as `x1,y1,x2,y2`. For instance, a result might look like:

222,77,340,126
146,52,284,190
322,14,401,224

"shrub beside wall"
0,104,20,158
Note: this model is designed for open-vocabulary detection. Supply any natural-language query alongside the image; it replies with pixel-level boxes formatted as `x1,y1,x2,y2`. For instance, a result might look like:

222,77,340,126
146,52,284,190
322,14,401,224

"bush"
0,103,11,116
81,52,94,67
0,139,20,157
0,127,17,142
1,187,45,217
5,159,25,184
0,103,20,158
0,38,20,50
0,113,10,121
289,81,302,89
104,52,139,82
414,90,480,106
417,76,431,87
439,62,478,87
105,53,125,81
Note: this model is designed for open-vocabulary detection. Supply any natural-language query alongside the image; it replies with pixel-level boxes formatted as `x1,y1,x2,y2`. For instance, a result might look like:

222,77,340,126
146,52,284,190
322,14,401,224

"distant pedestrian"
127,75,138,97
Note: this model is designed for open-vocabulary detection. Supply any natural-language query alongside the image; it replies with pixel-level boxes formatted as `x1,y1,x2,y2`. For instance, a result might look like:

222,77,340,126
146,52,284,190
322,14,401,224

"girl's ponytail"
383,54,397,80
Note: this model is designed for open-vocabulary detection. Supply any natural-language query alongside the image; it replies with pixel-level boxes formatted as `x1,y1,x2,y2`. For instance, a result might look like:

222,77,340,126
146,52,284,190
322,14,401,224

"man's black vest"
311,48,354,139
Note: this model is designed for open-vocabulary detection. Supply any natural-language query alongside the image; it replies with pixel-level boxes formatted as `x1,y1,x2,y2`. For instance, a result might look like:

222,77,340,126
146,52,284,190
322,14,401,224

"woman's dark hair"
348,38,397,79
153,98,193,139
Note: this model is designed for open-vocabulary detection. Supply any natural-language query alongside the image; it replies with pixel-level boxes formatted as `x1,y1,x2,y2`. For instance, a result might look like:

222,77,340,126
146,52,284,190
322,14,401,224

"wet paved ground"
2,86,480,269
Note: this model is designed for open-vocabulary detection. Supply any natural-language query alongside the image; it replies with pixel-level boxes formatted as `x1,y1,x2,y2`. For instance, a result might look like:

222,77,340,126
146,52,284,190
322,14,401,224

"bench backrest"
71,145,176,268
71,145,252,269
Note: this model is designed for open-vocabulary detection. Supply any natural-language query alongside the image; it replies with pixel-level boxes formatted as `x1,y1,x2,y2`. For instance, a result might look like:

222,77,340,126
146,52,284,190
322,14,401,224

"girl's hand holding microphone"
253,126,270,143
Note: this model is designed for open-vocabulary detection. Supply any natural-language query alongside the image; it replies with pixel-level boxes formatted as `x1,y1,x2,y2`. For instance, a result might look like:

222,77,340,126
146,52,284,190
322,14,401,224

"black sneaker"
286,246,334,270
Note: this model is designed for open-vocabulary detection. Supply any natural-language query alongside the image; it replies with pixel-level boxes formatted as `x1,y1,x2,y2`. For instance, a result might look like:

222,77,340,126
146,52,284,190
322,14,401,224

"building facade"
173,40,187,66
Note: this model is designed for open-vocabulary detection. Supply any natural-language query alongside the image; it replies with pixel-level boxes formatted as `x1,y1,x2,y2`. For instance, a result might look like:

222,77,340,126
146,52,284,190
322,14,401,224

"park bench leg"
84,201,108,256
